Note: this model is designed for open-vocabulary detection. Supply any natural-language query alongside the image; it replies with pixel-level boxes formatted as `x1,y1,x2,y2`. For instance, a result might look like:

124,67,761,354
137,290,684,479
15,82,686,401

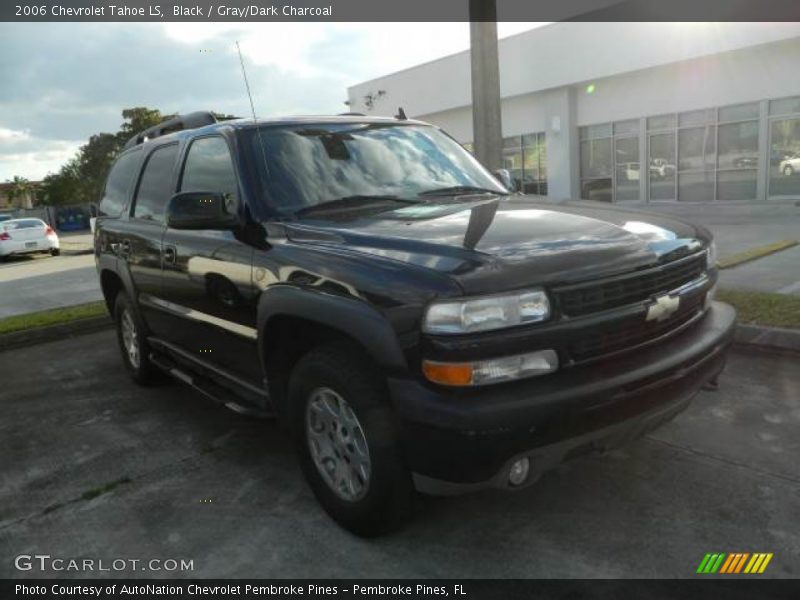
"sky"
0,22,544,181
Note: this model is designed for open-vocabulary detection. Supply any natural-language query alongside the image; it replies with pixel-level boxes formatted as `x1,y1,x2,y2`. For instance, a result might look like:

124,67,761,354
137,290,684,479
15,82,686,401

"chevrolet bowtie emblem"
646,294,680,322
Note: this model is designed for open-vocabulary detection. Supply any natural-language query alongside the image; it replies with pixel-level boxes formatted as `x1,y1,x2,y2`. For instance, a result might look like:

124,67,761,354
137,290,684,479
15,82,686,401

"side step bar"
148,338,273,419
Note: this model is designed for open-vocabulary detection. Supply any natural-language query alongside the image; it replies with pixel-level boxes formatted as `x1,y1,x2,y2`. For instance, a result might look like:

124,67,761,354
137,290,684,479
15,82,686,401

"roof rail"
338,112,366,117
122,111,217,150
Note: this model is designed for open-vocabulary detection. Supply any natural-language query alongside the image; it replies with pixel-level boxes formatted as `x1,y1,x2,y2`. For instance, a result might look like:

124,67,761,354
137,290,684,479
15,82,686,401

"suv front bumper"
387,301,736,493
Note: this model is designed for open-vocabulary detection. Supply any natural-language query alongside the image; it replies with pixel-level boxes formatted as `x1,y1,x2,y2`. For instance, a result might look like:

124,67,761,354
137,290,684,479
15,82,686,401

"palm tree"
5,176,33,209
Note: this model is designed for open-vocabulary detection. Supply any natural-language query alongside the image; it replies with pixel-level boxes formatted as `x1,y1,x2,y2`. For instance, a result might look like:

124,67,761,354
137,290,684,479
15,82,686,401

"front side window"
133,144,179,222
244,123,506,215
180,136,239,202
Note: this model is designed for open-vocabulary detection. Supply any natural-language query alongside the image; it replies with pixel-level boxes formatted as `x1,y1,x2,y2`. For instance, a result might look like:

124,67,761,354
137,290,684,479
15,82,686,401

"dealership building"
347,22,800,204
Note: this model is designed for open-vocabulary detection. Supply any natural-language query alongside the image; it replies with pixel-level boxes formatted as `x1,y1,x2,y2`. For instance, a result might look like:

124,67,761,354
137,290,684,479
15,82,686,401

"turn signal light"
0,231,10,240
422,361,473,386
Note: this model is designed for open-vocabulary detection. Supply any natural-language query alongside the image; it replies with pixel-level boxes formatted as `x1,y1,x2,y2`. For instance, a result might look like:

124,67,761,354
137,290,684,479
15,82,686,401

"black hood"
283,195,709,295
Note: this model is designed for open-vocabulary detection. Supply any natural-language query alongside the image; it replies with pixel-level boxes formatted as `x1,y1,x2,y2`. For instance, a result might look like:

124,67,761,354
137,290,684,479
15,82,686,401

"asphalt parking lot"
1,330,798,579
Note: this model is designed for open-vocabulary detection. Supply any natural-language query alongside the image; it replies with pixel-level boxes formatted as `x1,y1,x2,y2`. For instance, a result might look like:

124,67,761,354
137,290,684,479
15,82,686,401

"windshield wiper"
293,195,417,217
418,185,508,197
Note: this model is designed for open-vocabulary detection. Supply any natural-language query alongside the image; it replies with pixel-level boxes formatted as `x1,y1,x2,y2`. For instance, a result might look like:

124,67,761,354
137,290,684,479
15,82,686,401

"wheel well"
100,270,124,315
261,315,370,417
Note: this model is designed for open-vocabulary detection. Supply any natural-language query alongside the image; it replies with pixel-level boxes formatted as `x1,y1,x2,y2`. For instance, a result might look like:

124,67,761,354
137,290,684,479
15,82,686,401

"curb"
0,315,113,352
61,248,94,256
733,323,800,355
717,239,798,270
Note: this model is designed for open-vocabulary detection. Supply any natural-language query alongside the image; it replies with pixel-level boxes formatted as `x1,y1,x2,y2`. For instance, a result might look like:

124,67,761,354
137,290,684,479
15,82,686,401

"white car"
0,218,60,260
779,153,800,176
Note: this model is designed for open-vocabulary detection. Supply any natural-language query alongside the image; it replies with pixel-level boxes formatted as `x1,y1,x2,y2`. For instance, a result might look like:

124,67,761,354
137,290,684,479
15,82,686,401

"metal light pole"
469,0,503,172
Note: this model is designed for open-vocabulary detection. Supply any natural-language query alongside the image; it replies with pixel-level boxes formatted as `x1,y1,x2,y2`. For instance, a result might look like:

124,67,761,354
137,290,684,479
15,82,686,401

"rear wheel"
289,342,413,536
114,292,161,385
50,248,60,256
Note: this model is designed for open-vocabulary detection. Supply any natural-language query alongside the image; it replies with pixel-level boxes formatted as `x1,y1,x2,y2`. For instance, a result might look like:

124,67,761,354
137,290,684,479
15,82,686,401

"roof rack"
122,111,217,150
338,112,366,117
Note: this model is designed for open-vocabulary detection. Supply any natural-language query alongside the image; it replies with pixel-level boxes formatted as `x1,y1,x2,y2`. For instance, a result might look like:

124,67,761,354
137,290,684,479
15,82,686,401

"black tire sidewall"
114,292,156,384
289,343,412,536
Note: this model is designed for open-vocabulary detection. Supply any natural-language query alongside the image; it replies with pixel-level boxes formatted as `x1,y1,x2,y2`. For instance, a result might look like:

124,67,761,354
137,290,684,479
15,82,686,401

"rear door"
159,135,261,383
119,142,180,333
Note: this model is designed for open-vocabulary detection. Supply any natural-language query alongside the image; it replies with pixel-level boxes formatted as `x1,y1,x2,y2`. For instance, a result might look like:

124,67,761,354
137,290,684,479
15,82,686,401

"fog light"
508,457,530,486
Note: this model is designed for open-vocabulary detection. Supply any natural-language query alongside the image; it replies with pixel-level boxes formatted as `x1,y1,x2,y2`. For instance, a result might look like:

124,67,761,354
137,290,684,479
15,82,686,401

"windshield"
244,123,507,216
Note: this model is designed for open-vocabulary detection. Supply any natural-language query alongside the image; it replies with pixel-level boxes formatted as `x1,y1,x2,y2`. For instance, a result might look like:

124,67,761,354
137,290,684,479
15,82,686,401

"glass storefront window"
615,136,640,201
649,133,676,200
581,178,612,202
500,133,547,195
718,170,757,201
678,126,716,171
719,103,759,122
679,171,715,202
580,123,612,140
648,114,676,131
614,120,639,136
679,109,715,127
718,121,759,170
769,118,800,197
769,96,800,116
580,138,612,178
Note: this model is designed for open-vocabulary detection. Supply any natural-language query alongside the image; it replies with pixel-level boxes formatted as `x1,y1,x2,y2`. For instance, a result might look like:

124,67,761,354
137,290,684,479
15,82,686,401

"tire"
50,248,60,256
289,341,414,536
783,165,794,177
114,292,162,385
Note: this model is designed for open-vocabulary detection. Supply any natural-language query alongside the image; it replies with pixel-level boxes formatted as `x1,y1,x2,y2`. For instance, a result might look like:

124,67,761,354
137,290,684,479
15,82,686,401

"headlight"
423,288,550,334
706,241,717,270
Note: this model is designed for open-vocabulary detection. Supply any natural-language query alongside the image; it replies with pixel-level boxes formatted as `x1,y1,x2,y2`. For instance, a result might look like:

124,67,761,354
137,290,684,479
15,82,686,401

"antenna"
235,40,270,177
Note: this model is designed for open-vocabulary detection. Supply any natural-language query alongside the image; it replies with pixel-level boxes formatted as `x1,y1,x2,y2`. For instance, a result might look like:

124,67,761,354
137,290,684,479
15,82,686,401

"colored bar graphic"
700,552,773,574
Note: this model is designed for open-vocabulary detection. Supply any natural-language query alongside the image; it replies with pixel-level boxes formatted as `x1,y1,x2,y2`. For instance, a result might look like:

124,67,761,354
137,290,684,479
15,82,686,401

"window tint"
180,137,238,201
2,219,46,230
99,150,140,217
133,144,179,222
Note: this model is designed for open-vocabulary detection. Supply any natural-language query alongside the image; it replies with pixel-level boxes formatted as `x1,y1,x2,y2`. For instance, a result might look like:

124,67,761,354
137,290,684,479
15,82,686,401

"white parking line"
777,280,800,295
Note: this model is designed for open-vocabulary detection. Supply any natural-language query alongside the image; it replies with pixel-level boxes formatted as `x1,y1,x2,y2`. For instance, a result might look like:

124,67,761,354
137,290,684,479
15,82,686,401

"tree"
37,160,82,207
5,175,33,209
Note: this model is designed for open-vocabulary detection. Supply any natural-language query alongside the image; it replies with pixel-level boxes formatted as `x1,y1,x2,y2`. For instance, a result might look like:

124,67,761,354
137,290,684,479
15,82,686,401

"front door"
159,135,261,384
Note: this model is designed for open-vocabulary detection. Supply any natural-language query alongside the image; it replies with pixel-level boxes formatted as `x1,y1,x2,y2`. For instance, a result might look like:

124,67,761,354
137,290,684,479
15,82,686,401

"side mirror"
166,192,238,230
493,168,514,191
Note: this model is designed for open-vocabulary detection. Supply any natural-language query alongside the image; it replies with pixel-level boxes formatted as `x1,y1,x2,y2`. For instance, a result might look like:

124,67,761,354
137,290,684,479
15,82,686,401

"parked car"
779,152,800,176
649,158,676,180
0,218,60,260
0,214,13,222
94,112,735,535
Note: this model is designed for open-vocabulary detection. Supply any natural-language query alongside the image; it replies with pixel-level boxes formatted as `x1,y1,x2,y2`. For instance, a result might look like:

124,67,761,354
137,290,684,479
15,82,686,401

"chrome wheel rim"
306,387,371,502
120,309,140,369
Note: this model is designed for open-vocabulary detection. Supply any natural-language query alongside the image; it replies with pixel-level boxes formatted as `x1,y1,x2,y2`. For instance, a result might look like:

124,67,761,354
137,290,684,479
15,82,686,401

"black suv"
94,112,735,535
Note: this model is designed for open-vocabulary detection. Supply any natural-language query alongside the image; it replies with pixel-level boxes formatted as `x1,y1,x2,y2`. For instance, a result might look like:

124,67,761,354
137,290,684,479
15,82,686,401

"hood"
283,195,709,295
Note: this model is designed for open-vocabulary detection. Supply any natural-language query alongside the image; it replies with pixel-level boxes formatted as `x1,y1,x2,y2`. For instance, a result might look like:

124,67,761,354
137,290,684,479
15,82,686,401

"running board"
148,342,273,419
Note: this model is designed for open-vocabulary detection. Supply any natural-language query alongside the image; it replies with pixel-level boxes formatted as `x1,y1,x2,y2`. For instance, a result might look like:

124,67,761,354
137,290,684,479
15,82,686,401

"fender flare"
256,285,407,372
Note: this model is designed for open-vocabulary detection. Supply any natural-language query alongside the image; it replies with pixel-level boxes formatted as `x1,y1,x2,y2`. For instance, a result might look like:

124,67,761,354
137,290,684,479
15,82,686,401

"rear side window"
180,136,239,202
133,144,179,223
2,219,46,230
99,150,140,217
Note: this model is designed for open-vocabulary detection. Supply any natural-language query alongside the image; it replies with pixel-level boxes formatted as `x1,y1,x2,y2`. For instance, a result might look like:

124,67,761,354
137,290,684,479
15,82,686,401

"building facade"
347,23,800,204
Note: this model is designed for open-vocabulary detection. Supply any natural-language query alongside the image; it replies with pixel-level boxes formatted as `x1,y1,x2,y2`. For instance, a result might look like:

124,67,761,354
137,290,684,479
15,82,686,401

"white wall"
575,37,800,126
347,22,800,118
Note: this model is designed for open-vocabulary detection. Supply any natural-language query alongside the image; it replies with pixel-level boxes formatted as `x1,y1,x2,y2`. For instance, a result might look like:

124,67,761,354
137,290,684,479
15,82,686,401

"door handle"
163,246,177,264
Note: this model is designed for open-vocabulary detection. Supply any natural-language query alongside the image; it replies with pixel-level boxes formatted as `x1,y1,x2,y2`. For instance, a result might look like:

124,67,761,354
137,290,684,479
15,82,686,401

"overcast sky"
0,22,544,181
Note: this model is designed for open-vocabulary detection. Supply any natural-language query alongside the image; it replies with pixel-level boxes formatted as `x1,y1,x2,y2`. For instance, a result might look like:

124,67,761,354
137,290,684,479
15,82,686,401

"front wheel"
289,342,413,536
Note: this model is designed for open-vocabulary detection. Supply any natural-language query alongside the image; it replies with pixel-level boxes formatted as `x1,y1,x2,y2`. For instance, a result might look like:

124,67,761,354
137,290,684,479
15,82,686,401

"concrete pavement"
0,253,101,318
1,331,797,578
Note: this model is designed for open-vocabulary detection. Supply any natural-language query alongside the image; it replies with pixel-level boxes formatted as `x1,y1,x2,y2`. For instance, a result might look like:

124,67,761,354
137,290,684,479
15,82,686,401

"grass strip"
717,240,798,270
717,288,800,329
0,301,107,335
